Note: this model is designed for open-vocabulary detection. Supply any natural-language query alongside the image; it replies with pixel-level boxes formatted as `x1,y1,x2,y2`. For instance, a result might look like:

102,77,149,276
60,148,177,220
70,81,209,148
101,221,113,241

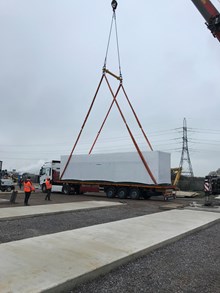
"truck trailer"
39,151,176,200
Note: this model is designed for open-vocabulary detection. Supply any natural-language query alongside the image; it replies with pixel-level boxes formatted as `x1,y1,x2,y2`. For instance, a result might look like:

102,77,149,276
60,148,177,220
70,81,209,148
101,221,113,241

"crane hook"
111,0,118,12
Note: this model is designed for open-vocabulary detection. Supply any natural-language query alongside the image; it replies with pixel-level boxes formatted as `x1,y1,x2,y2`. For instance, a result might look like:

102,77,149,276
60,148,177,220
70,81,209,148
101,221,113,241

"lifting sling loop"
60,1,156,184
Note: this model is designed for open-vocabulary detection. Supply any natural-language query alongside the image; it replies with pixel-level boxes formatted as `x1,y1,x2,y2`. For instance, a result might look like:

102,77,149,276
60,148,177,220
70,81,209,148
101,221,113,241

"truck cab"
39,160,63,193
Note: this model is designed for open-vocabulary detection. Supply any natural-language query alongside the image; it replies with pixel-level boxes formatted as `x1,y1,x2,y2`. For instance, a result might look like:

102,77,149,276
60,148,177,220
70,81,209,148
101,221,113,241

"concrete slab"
0,201,122,220
160,203,185,210
176,191,199,198
0,199,9,203
186,205,220,213
0,209,219,293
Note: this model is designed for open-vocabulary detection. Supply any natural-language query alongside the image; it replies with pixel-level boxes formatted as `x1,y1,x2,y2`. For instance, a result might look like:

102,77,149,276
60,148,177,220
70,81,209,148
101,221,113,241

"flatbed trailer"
58,179,176,201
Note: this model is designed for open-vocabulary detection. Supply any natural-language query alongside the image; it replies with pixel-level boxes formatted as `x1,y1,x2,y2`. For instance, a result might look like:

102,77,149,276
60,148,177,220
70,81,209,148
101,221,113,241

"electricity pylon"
179,118,194,177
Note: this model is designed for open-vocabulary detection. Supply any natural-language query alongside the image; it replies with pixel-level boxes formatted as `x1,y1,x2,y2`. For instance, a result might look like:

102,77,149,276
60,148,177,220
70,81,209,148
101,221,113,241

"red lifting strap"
60,71,157,185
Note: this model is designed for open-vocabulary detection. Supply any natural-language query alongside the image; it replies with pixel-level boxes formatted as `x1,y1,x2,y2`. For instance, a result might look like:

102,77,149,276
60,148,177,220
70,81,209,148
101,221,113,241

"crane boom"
191,0,220,41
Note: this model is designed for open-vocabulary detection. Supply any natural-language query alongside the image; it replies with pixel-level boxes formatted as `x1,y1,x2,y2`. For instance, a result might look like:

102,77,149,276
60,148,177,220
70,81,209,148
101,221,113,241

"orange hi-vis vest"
45,179,52,190
24,181,32,192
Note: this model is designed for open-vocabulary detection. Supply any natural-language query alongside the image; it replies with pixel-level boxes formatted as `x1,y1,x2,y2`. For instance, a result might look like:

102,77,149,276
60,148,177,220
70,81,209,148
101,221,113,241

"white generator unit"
60,151,171,185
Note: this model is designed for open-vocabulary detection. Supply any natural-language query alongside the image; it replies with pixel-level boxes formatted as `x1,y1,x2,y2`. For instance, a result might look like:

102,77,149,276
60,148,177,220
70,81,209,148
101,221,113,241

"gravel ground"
0,190,189,243
0,191,220,292
0,204,162,243
71,222,220,293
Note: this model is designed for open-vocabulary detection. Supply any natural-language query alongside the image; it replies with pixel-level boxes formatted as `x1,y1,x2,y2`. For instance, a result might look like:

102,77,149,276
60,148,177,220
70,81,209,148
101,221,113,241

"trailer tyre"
143,194,151,200
117,187,128,199
62,185,70,195
129,188,140,200
106,187,116,198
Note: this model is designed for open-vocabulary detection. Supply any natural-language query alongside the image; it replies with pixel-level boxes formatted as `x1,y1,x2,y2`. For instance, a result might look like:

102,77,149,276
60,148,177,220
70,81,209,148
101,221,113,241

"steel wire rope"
103,10,122,77
103,14,114,69
113,12,122,77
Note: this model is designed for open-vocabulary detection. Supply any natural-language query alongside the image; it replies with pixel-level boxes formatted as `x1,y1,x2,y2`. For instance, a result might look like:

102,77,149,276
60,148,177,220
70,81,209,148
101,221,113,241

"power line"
1,123,219,167
189,128,220,134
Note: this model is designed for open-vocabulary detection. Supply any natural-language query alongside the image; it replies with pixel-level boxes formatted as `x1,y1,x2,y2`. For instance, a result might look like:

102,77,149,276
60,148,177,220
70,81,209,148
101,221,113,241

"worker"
18,177,23,189
45,177,52,201
23,177,35,206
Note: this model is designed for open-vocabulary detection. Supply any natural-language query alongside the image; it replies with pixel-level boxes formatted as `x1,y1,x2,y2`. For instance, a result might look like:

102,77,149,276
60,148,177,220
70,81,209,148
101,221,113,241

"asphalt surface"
0,190,220,293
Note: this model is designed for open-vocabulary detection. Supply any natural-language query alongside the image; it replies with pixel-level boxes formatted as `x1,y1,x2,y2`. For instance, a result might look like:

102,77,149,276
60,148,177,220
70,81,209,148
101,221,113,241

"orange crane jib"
191,0,220,41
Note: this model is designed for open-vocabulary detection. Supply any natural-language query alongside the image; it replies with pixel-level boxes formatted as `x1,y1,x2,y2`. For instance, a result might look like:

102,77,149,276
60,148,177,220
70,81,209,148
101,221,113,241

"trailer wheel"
117,187,128,199
106,187,116,198
62,184,70,195
143,194,151,200
74,185,81,195
129,188,140,200
142,190,152,200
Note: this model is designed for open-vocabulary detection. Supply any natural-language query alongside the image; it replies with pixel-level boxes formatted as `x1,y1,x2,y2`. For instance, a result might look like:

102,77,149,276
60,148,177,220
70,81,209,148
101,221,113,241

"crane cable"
103,1,122,79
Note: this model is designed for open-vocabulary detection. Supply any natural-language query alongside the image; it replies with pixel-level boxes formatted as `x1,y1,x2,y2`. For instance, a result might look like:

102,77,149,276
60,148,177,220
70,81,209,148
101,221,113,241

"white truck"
39,160,99,194
0,163,15,192
39,151,176,200
0,178,15,192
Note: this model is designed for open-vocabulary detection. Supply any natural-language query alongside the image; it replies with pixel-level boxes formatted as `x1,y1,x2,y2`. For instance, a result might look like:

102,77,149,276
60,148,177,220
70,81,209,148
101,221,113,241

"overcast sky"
0,0,220,177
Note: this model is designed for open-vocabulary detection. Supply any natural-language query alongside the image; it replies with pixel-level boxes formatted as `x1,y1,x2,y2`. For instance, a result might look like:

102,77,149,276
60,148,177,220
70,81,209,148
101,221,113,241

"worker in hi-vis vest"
23,177,35,206
45,177,52,201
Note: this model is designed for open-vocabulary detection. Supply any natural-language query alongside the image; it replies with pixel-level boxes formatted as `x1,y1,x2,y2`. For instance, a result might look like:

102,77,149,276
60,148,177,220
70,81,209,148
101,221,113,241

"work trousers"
45,189,51,200
24,192,31,205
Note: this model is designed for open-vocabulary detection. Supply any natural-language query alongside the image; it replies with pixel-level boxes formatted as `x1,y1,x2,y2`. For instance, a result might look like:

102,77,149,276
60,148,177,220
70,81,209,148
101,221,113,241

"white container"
60,151,171,185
